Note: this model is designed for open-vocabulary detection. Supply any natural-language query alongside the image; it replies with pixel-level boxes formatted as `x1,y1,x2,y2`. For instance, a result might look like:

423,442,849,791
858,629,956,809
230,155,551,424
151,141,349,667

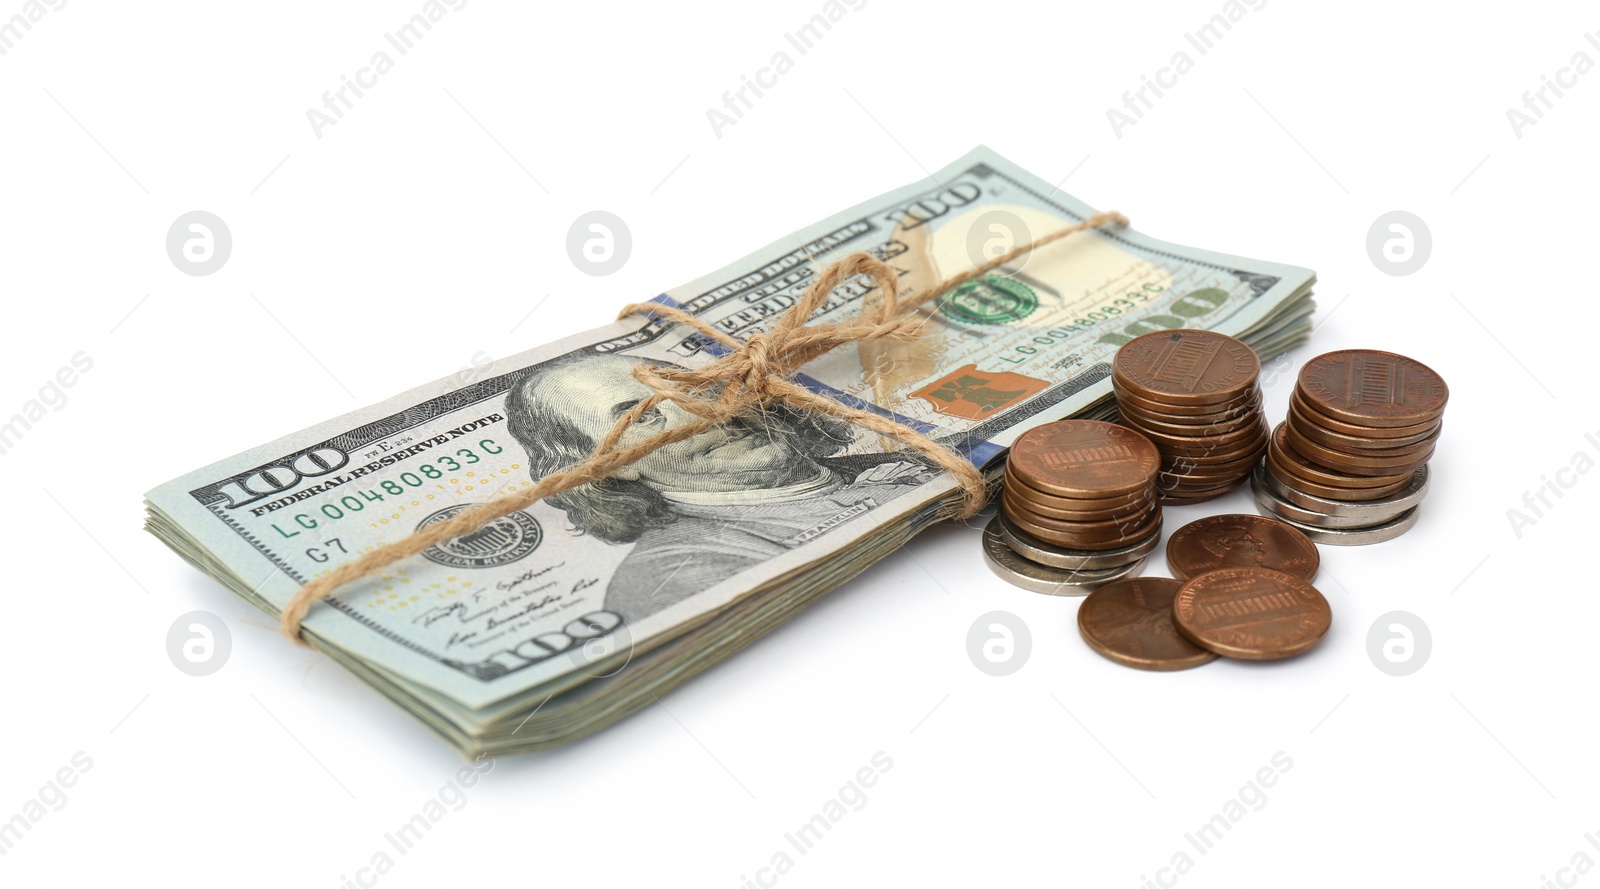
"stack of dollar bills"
146,147,1316,756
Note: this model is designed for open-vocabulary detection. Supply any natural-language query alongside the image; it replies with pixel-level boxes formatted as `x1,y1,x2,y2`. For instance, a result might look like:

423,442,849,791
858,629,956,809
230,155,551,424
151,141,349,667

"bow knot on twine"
280,210,1129,642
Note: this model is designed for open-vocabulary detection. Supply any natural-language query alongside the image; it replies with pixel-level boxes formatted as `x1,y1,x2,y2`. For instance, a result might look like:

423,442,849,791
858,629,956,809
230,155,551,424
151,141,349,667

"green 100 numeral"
1095,287,1229,347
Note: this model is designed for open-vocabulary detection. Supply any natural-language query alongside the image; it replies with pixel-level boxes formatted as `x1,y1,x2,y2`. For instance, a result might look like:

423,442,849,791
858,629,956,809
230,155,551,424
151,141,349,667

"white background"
2,1,1595,885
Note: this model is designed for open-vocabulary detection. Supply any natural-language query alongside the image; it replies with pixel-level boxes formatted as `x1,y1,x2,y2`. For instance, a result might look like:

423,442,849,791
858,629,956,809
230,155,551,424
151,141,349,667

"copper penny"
1149,435,1268,467
1160,472,1254,494
1128,416,1267,453
1078,577,1218,671
1160,484,1249,505
1003,495,1159,539
1173,568,1332,660
1296,349,1448,427
1162,459,1268,485
1159,439,1267,473
1119,401,1265,437
1003,465,1154,512
1159,483,1253,505
1163,482,1248,498
1284,416,1436,459
1289,403,1442,451
1113,330,1260,406
1006,420,1160,499
1269,424,1412,488
1116,402,1263,434
1001,487,1155,522
1159,468,1258,493
1159,466,1258,492
1161,478,1255,501
1265,454,1416,501
1284,422,1435,474
1005,506,1162,551
1114,382,1262,417
1165,514,1319,581
1284,450,1429,480
1158,420,1269,455
1289,390,1440,439
997,513,1164,570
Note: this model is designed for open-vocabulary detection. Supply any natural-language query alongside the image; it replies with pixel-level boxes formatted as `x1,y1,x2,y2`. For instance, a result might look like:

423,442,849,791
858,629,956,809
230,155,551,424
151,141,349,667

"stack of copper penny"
1252,349,1447,545
982,420,1162,595
1111,329,1270,504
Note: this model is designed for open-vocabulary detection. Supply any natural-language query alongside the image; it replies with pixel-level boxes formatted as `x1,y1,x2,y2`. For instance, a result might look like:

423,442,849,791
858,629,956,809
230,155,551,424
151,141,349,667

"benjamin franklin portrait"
505,352,936,622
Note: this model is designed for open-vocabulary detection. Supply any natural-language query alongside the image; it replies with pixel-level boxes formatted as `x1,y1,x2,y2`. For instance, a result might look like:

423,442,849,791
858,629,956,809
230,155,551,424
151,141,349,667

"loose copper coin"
1003,465,1154,512
1165,514,1320,581
1296,349,1448,427
1113,330,1261,406
1269,424,1412,488
1265,455,1416,501
1001,487,1154,522
1173,568,1332,660
1289,390,1440,439
1078,577,1218,671
1006,420,1160,499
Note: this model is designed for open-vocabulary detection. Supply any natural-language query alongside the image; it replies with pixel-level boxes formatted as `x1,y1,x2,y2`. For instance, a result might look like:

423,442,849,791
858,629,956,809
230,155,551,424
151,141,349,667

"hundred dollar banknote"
146,146,1316,755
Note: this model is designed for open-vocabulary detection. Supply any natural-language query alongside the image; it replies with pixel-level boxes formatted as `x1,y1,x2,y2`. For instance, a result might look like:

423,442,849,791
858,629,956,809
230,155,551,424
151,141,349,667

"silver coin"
1254,462,1430,518
1254,502,1422,545
982,521,1147,595
992,513,1162,570
1250,477,1404,529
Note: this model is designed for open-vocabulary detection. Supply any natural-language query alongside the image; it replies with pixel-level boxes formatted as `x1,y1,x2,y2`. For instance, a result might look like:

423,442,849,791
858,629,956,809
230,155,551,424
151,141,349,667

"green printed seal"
937,274,1038,325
